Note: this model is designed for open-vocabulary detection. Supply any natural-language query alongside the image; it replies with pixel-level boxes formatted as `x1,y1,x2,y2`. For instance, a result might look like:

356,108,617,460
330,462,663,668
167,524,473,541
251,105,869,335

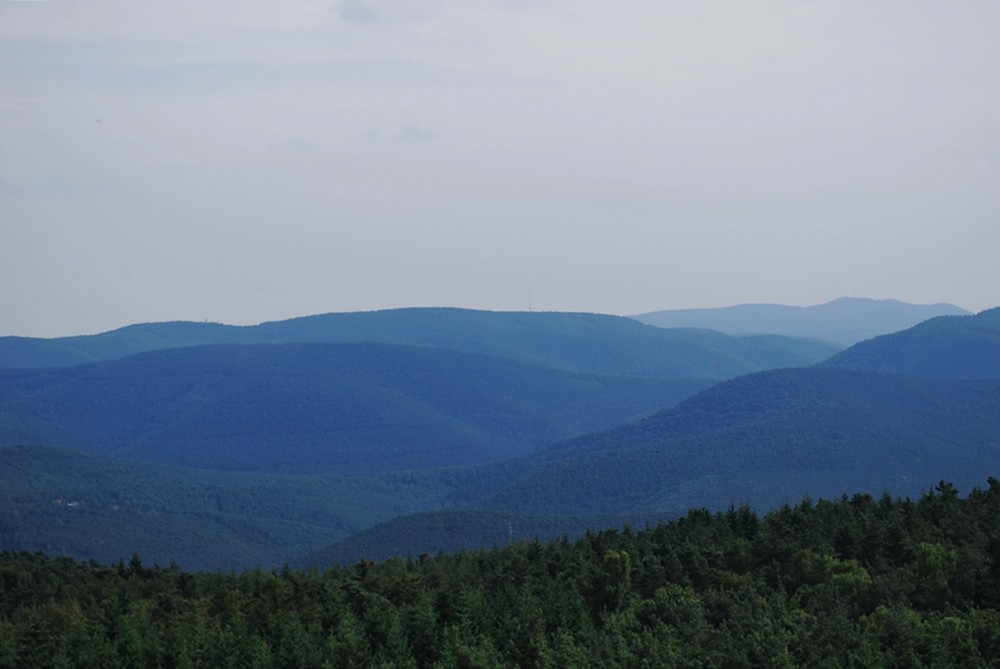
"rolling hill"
632,297,969,346
481,368,1000,516
819,307,1000,379
293,366,1000,567
0,341,713,473
0,308,839,379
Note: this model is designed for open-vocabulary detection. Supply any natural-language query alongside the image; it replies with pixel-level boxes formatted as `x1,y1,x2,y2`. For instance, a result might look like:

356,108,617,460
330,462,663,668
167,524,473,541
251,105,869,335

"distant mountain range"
0,308,838,377
632,297,969,345
2,301,998,570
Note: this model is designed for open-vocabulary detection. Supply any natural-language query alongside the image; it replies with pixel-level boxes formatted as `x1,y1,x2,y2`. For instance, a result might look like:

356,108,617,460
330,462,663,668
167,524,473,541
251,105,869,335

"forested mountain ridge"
820,306,1000,379
0,342,713,473
632,297,969,346
5,482,1000,667
480,368,1000,516
0,307,838,378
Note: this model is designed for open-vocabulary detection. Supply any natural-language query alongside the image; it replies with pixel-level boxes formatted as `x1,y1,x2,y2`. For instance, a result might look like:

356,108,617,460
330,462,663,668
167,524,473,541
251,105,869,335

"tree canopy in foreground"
3,480,1000,668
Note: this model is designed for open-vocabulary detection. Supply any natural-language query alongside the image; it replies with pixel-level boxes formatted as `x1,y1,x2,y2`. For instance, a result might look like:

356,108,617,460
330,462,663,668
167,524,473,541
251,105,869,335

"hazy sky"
2,0,998,337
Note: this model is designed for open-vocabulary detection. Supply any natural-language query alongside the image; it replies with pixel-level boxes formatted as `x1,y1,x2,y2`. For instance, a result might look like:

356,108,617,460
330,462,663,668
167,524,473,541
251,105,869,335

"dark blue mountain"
0,443,456,570
480,368,1000,516
0,342,711,473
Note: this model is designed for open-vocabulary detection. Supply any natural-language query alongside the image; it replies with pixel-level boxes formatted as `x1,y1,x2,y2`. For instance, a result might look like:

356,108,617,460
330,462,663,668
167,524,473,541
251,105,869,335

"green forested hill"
482,368,1000,516
820,307,1000,379
4,482,1000,667
0,308,839,379
0,342,711,473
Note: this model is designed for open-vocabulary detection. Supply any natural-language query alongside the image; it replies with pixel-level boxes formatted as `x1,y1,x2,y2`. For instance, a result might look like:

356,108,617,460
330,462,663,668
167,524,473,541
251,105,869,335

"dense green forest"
4,481,1000,668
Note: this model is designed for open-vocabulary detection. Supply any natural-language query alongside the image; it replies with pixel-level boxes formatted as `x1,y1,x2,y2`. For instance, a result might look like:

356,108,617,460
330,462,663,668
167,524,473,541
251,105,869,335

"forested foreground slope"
4,482,1000,668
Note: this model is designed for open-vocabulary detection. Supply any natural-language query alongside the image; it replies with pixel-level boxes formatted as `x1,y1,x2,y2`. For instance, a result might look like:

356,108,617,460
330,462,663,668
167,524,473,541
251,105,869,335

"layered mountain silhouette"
297,304,1000,566
0,308,837,377
480,307,1000,515
3,301,998,570
632,297,969,346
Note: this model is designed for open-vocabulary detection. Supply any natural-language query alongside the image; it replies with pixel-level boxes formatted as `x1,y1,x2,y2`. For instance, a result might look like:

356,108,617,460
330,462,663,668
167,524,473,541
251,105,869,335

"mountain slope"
632,297,969,346
819,307,1000,379
0,444,459,570
292,509,665,567
0,342,712,473
481,368,1000,516
0,308,838,379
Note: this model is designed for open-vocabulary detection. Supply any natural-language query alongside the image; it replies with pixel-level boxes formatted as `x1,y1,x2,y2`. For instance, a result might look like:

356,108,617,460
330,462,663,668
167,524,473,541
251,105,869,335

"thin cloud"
334,0,440,24
396,123,438,141
336,0,381,23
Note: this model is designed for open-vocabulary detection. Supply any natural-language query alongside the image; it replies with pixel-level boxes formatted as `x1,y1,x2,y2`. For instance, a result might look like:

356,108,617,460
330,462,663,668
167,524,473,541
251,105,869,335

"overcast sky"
2,0,998,337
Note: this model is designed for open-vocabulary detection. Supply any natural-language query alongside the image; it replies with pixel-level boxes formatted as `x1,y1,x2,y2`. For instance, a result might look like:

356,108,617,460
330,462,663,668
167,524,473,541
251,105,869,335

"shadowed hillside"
0,342,712,473
481,368,1000,516
0,444,462,570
